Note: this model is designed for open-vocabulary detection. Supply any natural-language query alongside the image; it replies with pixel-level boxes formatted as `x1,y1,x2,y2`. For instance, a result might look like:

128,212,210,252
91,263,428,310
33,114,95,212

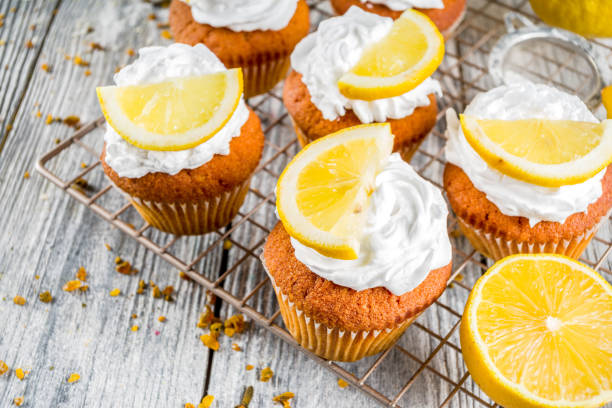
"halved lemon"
97,69,243,151
276,123,393,260
460,114,612,187
461,254,612,408
337,9,444,101
602,85,612,119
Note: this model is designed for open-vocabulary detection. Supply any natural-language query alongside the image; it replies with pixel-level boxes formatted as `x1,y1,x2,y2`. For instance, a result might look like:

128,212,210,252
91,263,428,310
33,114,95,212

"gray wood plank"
0,1,219,407
0,0,61,154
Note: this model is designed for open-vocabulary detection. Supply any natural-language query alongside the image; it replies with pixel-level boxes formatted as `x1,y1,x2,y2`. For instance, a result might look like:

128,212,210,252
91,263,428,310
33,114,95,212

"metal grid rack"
36,1,612,407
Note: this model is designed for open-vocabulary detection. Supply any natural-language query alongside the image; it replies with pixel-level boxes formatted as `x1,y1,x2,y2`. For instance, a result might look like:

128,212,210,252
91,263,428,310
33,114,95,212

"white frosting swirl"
103,44,250,179
182,0,298,32
445,82,605,227
291,6,441,123
360,0,444,11
291,154,452,296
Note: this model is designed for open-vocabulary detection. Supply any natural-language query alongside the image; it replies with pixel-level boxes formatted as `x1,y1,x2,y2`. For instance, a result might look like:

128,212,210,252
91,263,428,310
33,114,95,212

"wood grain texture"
0,0,611,408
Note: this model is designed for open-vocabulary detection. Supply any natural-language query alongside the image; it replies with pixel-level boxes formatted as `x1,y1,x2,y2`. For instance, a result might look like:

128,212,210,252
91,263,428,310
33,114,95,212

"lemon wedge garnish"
276,123,393,260
460,114,612,187
97,69,243,151
461,254,612,408
337,9,444,101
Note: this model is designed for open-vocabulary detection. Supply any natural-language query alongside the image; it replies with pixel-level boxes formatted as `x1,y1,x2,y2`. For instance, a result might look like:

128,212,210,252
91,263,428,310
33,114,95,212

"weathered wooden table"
1,1,611,407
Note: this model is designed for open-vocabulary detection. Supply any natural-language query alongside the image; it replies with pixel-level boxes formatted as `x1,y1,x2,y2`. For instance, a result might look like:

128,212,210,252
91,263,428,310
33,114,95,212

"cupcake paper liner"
129,178,251,235
456,215,606,261
291,118,425,162
262,256,417,362
227,52,291,98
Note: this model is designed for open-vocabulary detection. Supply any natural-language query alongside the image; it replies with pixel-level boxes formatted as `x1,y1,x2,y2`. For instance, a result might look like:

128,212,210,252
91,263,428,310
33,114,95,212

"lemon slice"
460,114,612,187
97,69,243,151
602,85,612,119
276,123,393,260
461,254,612,408
337,9,444,101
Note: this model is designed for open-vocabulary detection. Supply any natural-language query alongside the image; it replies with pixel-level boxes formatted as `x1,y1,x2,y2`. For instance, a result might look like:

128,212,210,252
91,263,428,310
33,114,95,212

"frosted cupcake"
330,0,466,37
444,82,612,260
283,7,442,162
263,125,452,361
169,0,310,98
100,44,264,235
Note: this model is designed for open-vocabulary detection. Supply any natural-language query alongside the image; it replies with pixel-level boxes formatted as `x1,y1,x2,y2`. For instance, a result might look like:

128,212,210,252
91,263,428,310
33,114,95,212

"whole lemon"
529,0,612,38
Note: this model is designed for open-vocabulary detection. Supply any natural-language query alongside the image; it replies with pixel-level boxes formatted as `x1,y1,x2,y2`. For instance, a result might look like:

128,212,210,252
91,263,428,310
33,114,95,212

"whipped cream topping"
291,154,452,296
103,44,249,179
445,82,605,227
182,0,298,32
360,0,444,11
291,6,441,123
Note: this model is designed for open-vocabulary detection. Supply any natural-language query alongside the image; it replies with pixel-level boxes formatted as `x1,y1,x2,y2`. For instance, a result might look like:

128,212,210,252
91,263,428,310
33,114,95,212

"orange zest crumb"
23,171,30,179
63,280,83,292
114,256,122,264
67,373,80,383
41,63,50,72
90,42,104,51
76,266,87,281
152,286,162,299
13,396,24,406
13,296,26,306
25,40,33,48
223,239,232,250
231,343,241,352
0,361,8,375
62,116,81,128
148,13,156,20
39,291,53,303
200,334,219,351
160,30,172,39
272,392,295,407
126,48,134,56
198,395,214,408
45,114,54,124
15,368,25,380
35,110,41,118
337,378,349,388
81,162,87,168
115,260,133,275
197,305,214,329
245,364,254,371
260,367,273,382
73,56,89,67
131,325,139,332
158,316,166,323
104,243,111,251
34,275,40,280
84,69,91,76
109,288,120,297
185,404,195,408
131,314,137,319
224,314,245,338
210,322,222,338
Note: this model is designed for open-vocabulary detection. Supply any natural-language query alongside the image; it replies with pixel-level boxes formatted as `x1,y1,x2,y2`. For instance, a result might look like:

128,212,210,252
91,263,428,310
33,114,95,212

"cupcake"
169,0,310,98
444,82,612,260
330,0,466,38
100,44,264,235
283,7,442,162
263,125,452,361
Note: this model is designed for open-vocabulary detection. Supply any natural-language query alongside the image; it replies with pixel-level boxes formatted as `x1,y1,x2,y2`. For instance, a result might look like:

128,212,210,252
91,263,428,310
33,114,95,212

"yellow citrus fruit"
97,69,243,151
337,9,444,101
276,123,393,260
530,0,612,38
602,85,612,119
460,114,612,187
461,254,612,408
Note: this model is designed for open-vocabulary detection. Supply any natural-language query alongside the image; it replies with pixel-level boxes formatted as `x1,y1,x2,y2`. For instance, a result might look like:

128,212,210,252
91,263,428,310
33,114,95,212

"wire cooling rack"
36,1,612,407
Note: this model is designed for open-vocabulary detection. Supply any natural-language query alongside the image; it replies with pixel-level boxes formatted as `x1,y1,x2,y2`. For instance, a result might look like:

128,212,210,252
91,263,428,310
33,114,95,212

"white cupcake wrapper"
456,213,608,261
261,253,415,361
126,177,251,235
